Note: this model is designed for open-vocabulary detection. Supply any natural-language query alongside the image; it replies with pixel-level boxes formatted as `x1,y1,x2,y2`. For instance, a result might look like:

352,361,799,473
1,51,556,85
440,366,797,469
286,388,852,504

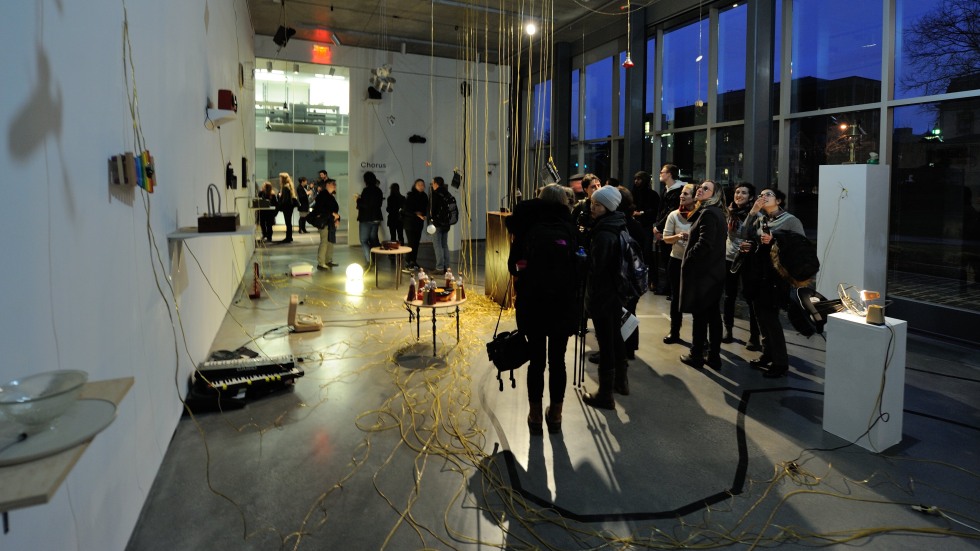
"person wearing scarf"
678,181,730,370
661,183,696,345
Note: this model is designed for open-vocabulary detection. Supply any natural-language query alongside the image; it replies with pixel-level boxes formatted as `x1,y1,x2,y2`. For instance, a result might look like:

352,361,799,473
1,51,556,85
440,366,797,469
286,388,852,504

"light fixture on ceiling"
525,22,537,36
293,63,300,74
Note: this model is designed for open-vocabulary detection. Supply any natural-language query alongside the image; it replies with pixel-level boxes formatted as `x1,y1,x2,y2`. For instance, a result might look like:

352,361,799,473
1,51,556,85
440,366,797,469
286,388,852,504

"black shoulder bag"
485,289,529,391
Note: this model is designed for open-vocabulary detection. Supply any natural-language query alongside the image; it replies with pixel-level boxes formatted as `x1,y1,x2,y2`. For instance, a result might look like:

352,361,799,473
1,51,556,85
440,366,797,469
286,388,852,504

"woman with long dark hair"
679,180,729,370
723,183,760,349
739,188,805,378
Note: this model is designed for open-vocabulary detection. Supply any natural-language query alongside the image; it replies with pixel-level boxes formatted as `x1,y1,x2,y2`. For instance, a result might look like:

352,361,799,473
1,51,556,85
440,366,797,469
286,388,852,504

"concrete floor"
126,230,980,550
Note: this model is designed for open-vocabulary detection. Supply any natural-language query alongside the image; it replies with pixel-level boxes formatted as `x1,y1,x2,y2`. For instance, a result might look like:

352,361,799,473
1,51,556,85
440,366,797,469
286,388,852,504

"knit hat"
591,185,621,212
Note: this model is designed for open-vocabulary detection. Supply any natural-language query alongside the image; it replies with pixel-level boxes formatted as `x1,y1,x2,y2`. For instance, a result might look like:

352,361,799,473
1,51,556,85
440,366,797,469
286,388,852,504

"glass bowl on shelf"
0,370,88,434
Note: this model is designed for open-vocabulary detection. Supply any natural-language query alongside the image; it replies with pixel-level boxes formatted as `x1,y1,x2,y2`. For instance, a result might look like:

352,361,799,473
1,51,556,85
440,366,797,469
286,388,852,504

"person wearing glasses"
678,180,729,370
738,188,805,378
653,164,683,297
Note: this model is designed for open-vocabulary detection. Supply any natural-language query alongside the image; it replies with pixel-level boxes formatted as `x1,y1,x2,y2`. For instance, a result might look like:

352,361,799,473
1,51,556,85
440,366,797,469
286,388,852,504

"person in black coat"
653,164,683,296
356,171,384,265
314,179,340,269
296,177,311,234
679,180,729,370
258,181,278,242
505,184,578,434
386,183,406,244
631,171,660,291
277,172,298,243
401,179,429,270
582,185,628,411
617,186,645,365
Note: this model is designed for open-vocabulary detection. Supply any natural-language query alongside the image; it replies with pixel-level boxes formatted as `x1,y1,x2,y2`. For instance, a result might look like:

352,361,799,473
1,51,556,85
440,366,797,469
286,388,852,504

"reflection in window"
571,70,580,142
583,141,612,179
661,130,707,183
715,126,744,188
584,57,613,140
532,80,552,146
644,36,657,132
895,0,980,99
787,109,880,231
890,99,980,307
790,0,882,112
717,4,747,122
663,19,708,129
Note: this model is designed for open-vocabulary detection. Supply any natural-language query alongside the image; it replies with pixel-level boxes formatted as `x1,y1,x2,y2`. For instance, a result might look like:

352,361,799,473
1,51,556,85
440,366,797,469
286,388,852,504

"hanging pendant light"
622,0,634,69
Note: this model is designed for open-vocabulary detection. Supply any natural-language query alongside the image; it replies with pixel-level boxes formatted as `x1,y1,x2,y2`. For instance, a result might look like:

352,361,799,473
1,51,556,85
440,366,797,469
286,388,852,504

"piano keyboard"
197,353,295,376
196,366,304,391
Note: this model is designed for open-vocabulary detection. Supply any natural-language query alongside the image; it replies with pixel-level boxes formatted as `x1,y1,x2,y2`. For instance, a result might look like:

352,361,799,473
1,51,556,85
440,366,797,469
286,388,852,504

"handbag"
486,290,529,391
306,210,328,229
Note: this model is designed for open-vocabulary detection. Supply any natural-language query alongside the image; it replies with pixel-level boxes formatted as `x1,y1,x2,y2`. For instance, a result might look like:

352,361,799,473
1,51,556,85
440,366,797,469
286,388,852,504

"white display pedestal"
823,312,907,452
816,165,891,300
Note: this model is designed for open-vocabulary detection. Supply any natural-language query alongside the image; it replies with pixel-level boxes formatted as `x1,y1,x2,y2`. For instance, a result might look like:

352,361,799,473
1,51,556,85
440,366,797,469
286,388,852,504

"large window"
531,80,552,146
584,57,613,140
889,99,980,302
662,19,709,129
895,0,978,99
717,4,747,122
790,0,882,112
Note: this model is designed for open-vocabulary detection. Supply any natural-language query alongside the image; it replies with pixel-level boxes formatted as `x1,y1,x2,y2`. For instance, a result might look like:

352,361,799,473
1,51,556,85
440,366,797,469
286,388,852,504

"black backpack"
617,230,649,302
434,192,459,226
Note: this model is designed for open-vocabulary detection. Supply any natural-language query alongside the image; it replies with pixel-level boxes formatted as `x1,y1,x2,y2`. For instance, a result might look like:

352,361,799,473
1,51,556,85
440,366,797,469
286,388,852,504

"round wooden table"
404,297,467,356
370,245,413,289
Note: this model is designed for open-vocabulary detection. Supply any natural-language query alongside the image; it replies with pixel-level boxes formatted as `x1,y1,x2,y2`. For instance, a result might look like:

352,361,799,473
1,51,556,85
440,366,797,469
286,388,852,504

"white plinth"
823,312,907,452
816,165,891,299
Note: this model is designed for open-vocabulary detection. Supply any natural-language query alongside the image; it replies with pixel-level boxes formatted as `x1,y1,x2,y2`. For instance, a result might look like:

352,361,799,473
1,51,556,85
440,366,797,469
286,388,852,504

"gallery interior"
0,0,978,549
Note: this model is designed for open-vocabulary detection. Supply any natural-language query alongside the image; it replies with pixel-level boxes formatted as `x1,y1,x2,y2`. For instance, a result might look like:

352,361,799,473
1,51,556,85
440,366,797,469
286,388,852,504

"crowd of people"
260,166,806,421
255,170,460,275
505,167,808,434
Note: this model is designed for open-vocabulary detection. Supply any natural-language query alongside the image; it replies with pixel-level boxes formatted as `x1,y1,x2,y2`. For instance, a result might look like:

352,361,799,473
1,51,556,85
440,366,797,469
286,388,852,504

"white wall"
0,1,254,549
255,37,512,247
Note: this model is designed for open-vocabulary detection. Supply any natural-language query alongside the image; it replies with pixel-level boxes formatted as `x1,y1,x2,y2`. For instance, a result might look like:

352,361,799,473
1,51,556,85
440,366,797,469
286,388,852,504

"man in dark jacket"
296,177,311,233
631,171,660,291
356,171,385,265
679,180,729,370
582,185,628,411
401,179,429,270
653,164,683,296
429,176,454,274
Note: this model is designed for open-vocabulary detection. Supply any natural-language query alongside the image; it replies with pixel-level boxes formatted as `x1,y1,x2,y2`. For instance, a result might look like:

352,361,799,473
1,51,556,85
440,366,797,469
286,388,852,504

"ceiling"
246,0,635,65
